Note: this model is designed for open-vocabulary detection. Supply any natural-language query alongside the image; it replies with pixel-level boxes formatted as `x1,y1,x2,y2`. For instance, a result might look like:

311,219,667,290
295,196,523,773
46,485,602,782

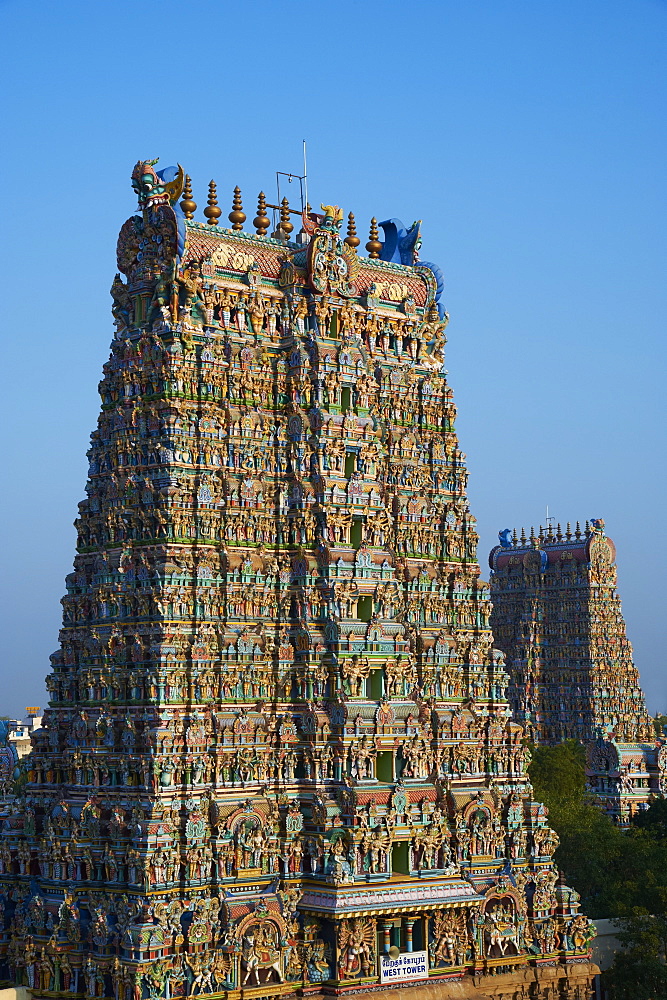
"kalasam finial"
204,180,222,225
229,186,246,231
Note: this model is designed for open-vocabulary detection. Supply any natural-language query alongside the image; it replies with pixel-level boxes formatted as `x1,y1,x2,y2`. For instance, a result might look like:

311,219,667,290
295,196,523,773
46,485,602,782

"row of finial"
180,175,383,255
511,522,590,546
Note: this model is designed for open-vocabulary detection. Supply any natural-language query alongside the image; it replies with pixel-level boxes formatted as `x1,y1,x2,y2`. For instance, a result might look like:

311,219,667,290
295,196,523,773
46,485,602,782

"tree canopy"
528,741,667,999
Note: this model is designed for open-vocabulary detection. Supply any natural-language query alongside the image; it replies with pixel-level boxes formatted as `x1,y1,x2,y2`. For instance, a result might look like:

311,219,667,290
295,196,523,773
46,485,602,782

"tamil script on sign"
380,949,429,984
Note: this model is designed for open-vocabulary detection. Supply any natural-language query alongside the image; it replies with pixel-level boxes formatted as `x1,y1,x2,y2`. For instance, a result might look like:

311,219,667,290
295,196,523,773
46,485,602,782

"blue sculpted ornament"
379,218,446,318
498,528,512,549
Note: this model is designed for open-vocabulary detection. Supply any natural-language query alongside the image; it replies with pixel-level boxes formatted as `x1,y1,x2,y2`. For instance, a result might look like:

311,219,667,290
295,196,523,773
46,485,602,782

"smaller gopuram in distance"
489,519,665,823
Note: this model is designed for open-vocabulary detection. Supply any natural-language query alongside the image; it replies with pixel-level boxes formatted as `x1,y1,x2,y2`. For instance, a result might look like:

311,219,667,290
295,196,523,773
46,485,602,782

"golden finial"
345,212,360,251
512,528,518,547
204,180,222,225
575,520,581,539
180,174,196,220
366,217,382,258
280,197,294,237
229,186,246,231
520,527,526,544
253,192,270,236
566,522,572,540
584,520,590,534
538,525,544,540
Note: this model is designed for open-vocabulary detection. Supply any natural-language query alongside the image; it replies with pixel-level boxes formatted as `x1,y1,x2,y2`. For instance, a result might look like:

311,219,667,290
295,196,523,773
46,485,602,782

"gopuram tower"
489,522,665,823
0,161,597,999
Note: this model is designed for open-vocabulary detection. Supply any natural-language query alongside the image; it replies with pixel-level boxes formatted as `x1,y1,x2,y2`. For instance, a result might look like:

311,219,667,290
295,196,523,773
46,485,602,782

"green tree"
528,744,667,997
529,741,630,917
529,739,586,812
632,797,667,841
602,912,667,1000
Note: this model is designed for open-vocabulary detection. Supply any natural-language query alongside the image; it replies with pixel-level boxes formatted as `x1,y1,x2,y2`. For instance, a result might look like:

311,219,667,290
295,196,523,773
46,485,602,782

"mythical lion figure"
379,218,446,318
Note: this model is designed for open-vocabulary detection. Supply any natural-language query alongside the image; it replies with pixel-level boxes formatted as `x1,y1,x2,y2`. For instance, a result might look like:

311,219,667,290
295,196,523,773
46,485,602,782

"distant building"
0,709,41,789
590,919,621,975
6,709,41,760
489,520,665,822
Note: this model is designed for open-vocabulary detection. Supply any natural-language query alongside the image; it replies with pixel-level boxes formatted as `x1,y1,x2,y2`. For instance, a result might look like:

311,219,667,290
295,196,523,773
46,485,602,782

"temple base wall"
323,961,599,998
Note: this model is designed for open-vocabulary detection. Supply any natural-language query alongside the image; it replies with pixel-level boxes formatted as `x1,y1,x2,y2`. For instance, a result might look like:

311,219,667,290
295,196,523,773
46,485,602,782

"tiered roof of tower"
0,160,596,1000
489,520,664,823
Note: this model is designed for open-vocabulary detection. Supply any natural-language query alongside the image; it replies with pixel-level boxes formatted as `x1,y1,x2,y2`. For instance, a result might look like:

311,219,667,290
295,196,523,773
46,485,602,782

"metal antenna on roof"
303,139,308,215
270,144,308,240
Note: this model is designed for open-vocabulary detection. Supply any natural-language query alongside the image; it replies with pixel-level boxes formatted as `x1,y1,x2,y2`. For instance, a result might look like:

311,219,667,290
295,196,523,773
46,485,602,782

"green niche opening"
376,750,393,782
369,667,383,700
341,386,351,412
392,840,409,875
358,596,372,622
344,452,356,479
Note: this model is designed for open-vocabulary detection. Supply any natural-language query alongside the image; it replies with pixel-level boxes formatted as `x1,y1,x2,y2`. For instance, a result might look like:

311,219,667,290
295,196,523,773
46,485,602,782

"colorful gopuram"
489,521,665,823
0,160,597,1000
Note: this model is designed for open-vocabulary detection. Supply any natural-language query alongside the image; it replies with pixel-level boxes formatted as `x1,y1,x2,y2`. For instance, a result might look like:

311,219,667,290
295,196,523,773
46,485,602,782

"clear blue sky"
0,0,665,718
